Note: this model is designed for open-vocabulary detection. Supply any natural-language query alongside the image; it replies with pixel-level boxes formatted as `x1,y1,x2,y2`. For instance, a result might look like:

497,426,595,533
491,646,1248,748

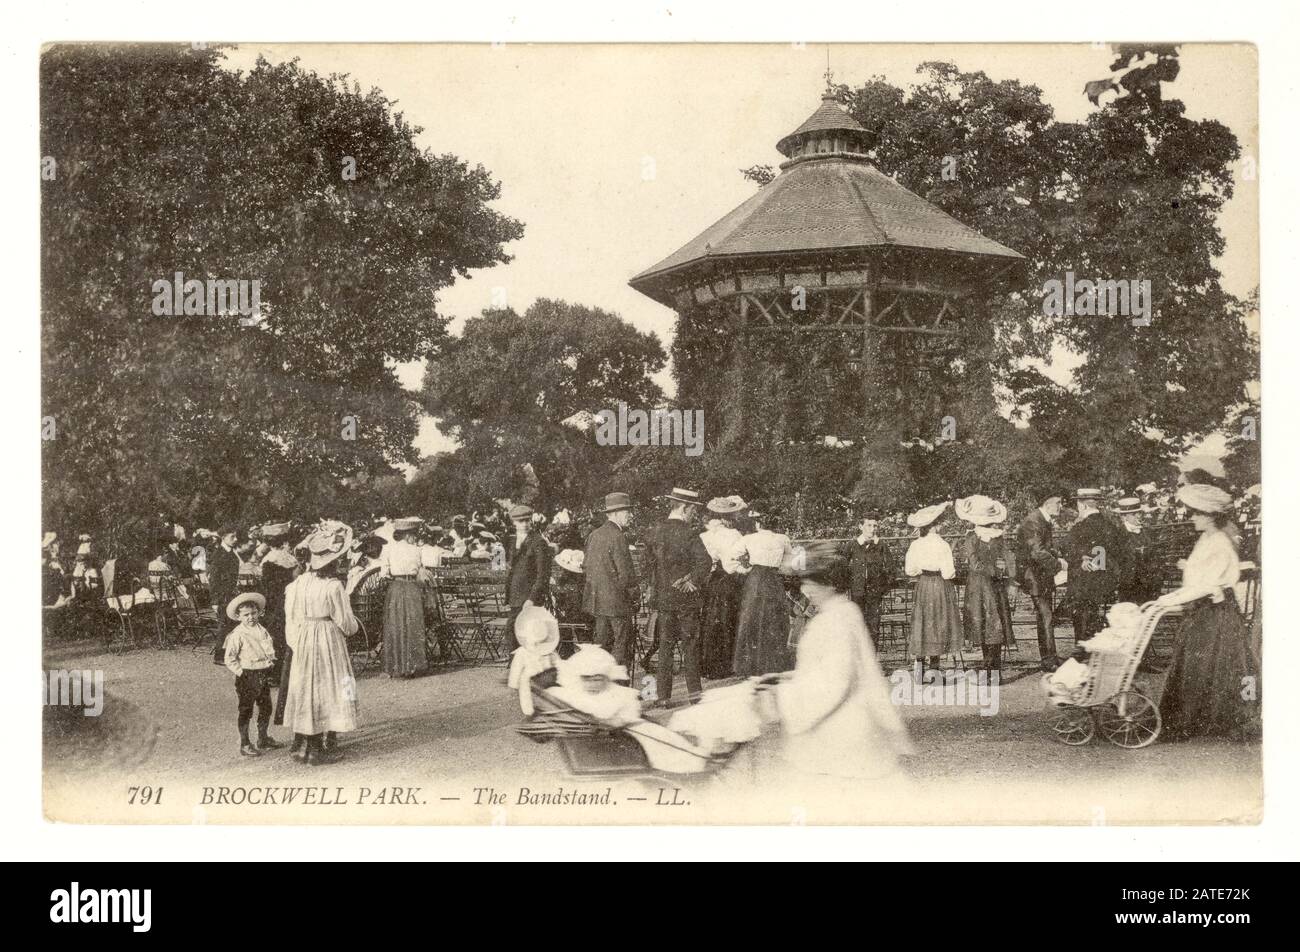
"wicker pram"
1044,601,1182,748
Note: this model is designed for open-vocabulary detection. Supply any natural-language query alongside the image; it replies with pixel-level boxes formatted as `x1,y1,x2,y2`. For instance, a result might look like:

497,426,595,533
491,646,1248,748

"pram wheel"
1048,706,1095,745
1097,690,1161,749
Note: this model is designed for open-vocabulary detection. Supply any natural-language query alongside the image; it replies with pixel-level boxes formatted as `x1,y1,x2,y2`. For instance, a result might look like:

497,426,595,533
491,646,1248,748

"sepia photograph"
37,38,1264,827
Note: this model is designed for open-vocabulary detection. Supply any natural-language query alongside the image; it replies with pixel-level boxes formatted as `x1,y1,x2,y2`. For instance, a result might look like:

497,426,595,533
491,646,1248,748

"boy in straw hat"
223,592,282,757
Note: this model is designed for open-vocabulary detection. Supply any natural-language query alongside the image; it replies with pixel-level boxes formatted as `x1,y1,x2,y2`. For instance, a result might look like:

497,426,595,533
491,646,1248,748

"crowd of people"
40,454,1261,768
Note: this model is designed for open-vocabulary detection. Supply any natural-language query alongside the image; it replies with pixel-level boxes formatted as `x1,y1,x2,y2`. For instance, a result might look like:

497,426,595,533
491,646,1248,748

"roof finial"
824,46,834,93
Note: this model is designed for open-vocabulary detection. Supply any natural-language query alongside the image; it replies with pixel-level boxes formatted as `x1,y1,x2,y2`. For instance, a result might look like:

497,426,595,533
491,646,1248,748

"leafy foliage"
420,298,667,511
41,44,523,543
718,53,1258,512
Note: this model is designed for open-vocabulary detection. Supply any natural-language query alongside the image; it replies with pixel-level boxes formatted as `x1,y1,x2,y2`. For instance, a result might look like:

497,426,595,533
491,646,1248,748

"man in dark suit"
641,487,712,703
1064,488,1129,645
848,512,897,648
208,527,242,618
582,493,639,669
504,503,552,652
1014,491,1066,670
1115,496,1163,605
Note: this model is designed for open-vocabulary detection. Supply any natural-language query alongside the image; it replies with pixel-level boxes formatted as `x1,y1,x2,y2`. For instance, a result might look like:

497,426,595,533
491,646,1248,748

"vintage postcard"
40,41,1261,825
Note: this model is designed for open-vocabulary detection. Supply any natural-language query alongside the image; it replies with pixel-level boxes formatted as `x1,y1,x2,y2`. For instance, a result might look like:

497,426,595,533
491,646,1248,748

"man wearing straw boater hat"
582,492,639,670
1114,494,1162,606
1063,487,1129,646
642,487,712,703
503,503,553,654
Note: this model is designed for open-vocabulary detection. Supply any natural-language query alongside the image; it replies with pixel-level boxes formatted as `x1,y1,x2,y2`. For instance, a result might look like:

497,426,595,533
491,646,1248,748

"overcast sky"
222,43,1259,461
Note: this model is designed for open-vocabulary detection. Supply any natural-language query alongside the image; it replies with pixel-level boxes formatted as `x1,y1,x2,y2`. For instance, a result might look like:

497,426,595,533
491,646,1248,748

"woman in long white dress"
283,522,360,765
766,543,914,791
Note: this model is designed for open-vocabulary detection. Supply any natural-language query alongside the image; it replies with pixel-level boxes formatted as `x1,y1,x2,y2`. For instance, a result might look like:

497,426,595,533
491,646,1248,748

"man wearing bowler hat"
582,492,639,670
642,487,712,703
504,503,552,653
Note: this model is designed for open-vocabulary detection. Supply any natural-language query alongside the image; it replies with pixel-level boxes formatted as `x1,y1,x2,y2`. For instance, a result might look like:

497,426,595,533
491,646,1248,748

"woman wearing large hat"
955,495,1016,671
903,502,962,668
281,521,361,764
379,516,429,678
1155,485,1258,741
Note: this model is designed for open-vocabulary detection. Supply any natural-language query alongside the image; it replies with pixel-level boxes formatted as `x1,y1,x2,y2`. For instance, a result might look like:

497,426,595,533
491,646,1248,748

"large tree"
421,298,667,511
41,44,523,544
731,49,1256,511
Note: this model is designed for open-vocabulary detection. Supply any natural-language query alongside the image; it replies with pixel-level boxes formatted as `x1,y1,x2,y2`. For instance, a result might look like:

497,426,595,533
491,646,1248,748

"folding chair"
147,572,181,649
430,576,475,664
349,578,387,670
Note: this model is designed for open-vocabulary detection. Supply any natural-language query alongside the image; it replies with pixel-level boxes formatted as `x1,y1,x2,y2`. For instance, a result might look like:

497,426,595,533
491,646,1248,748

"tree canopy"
729,48,1257,514
41,44,523,544
420,298,667,511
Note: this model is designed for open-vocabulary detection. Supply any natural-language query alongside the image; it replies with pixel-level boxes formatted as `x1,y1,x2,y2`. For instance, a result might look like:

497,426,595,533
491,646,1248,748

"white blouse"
381,539,424,577
700,523,744,570
1165,529,1240,605
729,529,792,570
904,533,956,580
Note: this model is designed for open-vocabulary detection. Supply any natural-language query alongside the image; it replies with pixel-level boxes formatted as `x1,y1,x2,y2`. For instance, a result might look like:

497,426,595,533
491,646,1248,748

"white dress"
282,573,360,734
776,594,913,779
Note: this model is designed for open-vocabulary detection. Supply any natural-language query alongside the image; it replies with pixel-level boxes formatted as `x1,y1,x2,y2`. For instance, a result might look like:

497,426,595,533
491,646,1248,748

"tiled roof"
775,93,869,156
630,154,1024,295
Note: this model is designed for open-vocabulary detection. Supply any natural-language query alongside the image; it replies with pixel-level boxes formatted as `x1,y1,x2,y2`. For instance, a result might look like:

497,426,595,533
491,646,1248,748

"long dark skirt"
732,566,791,677
383,578,428,677
273,646,292,725
963,573,1013,647
700,568,742,679
1159,597,1259,741
909,573,963,658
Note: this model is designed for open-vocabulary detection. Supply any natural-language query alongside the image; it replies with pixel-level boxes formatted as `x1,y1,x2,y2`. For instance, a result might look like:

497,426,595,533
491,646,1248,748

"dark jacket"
208,545,241,610
1014,508,1060,596
1117,526,1163,605
642,517,712,612
1064,511,1128,607
506,530,552,609
581,519,638,618
848,538,898,603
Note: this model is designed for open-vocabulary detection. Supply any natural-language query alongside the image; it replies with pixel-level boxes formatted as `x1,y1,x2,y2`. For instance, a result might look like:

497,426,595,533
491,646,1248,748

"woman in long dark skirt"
956,496,1016,671
904,502,962,671
699,498,746,679
380,520,429,677
731,513,792,677
1156,484,1259,741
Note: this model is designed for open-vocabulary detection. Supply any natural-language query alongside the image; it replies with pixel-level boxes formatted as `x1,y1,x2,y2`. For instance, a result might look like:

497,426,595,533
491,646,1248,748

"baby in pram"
1042,602,1144,704
528,643,762,774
